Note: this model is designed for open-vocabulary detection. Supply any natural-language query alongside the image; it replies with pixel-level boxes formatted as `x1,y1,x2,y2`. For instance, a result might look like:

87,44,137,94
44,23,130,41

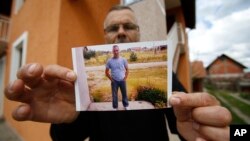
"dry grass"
88,66,167,102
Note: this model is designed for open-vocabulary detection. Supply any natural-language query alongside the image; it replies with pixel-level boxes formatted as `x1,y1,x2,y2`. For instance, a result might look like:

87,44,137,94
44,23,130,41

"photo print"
72,40,173,111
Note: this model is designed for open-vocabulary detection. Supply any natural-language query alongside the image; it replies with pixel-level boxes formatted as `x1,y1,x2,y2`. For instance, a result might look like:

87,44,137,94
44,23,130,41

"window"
15,0,25,14
9,31,28,81
122,0,142,5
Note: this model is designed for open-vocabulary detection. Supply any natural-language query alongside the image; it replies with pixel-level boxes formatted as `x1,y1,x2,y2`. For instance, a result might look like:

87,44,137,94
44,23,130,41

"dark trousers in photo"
111,80,129,108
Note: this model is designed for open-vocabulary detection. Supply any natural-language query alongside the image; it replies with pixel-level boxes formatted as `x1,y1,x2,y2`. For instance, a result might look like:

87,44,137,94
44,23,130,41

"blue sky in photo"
188,0,250,70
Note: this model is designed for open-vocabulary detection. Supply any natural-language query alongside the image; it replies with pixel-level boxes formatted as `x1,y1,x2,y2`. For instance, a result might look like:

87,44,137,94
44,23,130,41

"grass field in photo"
86,66,167,108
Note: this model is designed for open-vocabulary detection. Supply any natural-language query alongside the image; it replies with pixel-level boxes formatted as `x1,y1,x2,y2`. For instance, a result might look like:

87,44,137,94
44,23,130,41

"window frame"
9,31,28,81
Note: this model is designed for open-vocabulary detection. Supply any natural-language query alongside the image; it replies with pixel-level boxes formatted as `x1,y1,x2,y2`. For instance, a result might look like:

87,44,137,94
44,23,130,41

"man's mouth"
116,37,128,43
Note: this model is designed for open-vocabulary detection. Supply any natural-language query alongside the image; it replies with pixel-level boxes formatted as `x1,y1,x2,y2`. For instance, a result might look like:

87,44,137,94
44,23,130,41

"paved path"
88,101,155,111
85,61,167,71
229,93,250,105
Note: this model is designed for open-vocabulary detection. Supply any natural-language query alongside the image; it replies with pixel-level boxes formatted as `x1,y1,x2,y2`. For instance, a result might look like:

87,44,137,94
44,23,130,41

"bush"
129,52,137,62
135,86,167,108
84,50,96,60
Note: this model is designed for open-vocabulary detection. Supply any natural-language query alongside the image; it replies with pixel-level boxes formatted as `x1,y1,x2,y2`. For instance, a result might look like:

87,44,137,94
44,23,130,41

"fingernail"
8,81,15,93
16,105,28,119
170,96,180,105
196,137,206,141
28,64,37,74
193,122,200,130
66,71,76,81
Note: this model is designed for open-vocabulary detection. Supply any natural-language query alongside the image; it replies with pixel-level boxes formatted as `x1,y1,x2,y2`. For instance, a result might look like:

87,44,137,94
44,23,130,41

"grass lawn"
216,91,250,117
206,87,248,124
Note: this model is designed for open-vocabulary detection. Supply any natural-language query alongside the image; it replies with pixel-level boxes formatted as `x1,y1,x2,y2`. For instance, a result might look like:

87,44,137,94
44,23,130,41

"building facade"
206,54,247,90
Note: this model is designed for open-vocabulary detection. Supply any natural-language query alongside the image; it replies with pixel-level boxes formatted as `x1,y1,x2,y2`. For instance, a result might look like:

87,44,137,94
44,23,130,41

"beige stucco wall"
131,0,191,92
130,0,167,42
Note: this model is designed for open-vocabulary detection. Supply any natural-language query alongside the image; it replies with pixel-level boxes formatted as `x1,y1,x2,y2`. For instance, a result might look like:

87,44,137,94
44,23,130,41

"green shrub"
129,52,137,62
84,50,96,60
136,86,167,107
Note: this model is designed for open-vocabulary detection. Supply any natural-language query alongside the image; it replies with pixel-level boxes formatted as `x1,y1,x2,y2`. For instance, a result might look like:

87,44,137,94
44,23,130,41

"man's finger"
170,92,220,107
193,123,230,141
170,92,220,121
12,104,33,121
43,65,76,82
4,79,32,103
192,106,232,127
17,63,43,88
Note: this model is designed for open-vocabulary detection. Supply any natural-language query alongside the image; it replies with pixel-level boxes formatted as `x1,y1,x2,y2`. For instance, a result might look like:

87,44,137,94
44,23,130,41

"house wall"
207,58,244,75
129,0,167,42
57,0,118,68
206,57,246,90
4,0,119,141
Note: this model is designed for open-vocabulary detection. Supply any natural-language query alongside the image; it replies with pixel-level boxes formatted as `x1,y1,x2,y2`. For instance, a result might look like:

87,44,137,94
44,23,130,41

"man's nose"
117,25,126,34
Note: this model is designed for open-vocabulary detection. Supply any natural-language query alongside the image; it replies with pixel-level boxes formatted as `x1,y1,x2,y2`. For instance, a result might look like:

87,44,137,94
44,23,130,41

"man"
105,45,129,110
4,5,231,141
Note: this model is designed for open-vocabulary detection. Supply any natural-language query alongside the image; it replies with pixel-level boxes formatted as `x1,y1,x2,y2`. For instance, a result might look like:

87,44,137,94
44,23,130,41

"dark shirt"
50,73,186,141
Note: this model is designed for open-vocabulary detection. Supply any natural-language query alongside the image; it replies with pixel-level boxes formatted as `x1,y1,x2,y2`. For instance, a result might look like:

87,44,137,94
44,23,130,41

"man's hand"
4,63,79,124
170,92,232,141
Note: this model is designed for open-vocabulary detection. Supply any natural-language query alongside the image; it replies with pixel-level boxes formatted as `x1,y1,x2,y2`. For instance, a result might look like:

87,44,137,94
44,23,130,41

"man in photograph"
105,45,129,110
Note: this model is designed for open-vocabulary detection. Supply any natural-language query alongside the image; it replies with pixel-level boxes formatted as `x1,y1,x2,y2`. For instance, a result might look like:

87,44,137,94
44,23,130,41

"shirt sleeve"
123,58,128,67
106,59,110,69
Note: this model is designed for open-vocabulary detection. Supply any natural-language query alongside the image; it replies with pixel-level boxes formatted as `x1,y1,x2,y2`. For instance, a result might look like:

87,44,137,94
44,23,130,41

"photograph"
72,40,172,111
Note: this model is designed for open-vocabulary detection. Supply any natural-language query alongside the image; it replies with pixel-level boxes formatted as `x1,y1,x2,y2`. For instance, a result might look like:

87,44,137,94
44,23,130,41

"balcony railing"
0,16,9,42
167,22,185,72
0,16,9,57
